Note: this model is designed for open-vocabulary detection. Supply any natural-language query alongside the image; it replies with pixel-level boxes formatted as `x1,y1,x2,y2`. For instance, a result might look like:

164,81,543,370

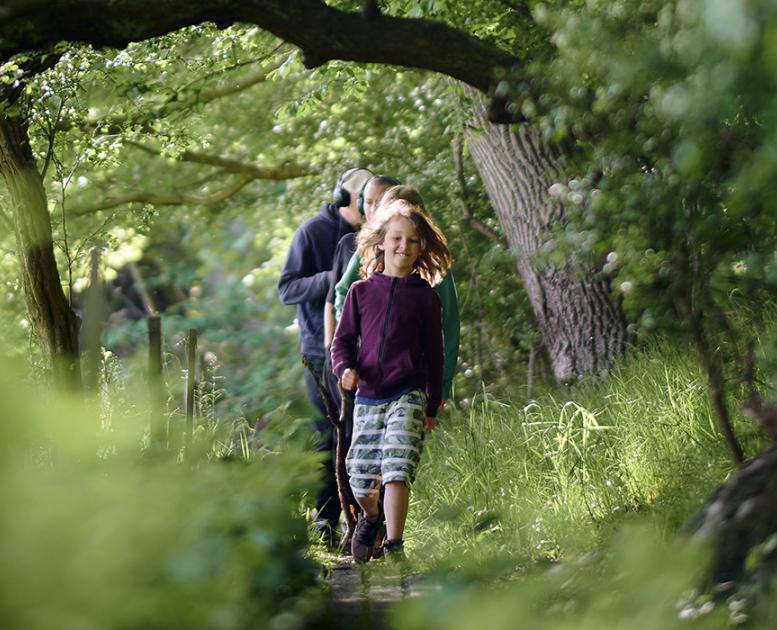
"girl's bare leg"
354,491,380,518
383,481,409,540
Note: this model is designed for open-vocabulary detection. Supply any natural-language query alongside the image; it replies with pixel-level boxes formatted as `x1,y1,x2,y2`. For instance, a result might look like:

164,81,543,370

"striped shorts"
346,389,426,497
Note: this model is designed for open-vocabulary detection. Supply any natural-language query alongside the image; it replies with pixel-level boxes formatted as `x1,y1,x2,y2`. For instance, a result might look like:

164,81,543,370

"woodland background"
1,1,777,627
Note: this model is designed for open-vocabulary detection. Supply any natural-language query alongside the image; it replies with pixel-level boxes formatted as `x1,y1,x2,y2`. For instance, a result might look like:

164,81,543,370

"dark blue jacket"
278,204,356,357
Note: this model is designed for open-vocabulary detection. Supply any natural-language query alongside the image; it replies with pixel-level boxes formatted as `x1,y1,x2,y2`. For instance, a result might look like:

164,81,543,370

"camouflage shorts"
346,389,426,497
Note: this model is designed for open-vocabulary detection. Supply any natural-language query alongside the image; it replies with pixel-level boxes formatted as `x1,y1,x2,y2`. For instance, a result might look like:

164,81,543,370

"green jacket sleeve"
334,252,362,321
434,271,460,400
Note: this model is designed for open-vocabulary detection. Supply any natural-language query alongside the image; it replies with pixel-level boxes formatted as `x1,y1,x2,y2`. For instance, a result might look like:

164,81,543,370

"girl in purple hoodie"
331,195,451,562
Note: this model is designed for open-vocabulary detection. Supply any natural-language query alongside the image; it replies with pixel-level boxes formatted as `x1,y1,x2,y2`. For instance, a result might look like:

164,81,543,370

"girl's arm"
330,285,361,383
334,252,361,321
423,291,444,418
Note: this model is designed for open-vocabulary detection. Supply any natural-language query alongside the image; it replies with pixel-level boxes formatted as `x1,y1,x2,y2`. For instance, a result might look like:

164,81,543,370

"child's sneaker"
371,519,387,559
382,539,405,563
351,513,381,562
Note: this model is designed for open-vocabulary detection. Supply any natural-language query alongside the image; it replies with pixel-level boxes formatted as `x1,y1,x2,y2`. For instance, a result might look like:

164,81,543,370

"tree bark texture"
0,114,81,387
467,99,627,382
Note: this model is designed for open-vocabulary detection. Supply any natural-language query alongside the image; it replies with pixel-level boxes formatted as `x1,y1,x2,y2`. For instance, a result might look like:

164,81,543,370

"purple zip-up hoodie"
331,272,443,417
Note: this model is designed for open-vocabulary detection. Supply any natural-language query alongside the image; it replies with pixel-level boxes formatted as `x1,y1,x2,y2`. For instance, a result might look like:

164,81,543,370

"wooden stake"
83,247,106,394
186,328,197,443
147,314,165,444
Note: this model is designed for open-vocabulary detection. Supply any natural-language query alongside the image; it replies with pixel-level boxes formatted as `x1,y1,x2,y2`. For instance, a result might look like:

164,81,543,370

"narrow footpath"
325,557,440,629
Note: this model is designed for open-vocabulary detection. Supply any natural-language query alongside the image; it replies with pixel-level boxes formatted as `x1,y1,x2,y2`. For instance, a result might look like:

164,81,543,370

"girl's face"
381,215,420,277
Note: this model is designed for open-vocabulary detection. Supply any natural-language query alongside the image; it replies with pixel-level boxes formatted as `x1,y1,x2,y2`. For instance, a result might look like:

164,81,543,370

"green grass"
397,340,772,627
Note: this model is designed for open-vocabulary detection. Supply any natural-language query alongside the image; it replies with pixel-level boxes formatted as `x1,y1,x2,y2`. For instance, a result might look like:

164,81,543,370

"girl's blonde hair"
358,189,451,286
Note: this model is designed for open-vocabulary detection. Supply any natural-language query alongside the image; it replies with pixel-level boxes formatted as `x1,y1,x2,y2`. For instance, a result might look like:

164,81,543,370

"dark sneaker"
382,539,405,563
351,513,381,562
371,519,387,559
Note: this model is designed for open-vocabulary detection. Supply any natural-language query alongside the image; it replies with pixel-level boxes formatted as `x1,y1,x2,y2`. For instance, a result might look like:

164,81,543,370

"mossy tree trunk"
467,99,628,382
0,112,81,388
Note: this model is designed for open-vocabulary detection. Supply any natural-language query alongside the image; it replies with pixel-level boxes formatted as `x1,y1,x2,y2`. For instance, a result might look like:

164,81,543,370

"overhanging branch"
69,173,255,215
59,52,290,135
1,0,520,95
68,146,316,215
125,141,318,179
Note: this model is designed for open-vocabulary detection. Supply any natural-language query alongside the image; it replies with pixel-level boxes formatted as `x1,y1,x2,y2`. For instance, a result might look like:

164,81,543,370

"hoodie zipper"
375,276,398,394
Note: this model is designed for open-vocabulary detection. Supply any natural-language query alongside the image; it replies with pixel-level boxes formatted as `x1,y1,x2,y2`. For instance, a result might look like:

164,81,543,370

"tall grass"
396,340,773,627
408,341,767,568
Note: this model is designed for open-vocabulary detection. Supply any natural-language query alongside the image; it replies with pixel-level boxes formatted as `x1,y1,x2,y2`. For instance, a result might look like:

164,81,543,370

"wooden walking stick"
302,357,359,551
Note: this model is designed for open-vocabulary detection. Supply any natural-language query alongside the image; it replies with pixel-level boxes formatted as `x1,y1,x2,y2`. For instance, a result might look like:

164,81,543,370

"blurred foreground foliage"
0,363,326,630
393,525,756,629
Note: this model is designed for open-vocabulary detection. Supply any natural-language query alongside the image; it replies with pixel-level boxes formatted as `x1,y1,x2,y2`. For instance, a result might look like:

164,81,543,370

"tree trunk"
0,113,81,388
467,99,627,382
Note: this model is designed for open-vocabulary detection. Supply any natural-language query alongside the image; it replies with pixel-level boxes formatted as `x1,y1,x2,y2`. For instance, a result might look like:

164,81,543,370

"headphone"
357,174,401,215
333,167,373,208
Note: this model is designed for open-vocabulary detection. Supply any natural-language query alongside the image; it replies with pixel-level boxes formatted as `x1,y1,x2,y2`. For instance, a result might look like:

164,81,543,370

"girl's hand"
424,415,436,432
341,368,359,391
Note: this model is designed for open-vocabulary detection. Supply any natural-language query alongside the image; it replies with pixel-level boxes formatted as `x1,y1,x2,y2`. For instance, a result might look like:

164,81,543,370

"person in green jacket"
334,185,460,403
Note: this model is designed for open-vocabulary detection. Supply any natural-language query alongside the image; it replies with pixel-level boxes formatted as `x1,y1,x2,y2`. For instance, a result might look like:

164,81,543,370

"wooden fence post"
148,315,165,444
185,328,197,446
83,247,106,394
198,351,208,421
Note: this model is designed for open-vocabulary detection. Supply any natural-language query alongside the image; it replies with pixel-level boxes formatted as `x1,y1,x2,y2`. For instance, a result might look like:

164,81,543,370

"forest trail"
325,557,440,629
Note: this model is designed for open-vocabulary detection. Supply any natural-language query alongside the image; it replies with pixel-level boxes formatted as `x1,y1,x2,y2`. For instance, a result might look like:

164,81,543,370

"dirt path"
324,557,440,629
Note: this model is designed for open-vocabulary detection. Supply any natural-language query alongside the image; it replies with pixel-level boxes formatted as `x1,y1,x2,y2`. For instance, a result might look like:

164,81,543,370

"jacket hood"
320,203,342,223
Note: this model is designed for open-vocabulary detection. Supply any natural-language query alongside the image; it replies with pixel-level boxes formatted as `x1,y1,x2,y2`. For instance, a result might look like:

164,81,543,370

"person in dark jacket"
331,193,451,562
278,167,372,543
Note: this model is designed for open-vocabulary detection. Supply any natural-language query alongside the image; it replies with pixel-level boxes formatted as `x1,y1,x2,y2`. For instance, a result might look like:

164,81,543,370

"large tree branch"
125,141,318,179
69,173,255,215
136,52,290,114
68,147,316,215
60,52,290,135
0,0,519,95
